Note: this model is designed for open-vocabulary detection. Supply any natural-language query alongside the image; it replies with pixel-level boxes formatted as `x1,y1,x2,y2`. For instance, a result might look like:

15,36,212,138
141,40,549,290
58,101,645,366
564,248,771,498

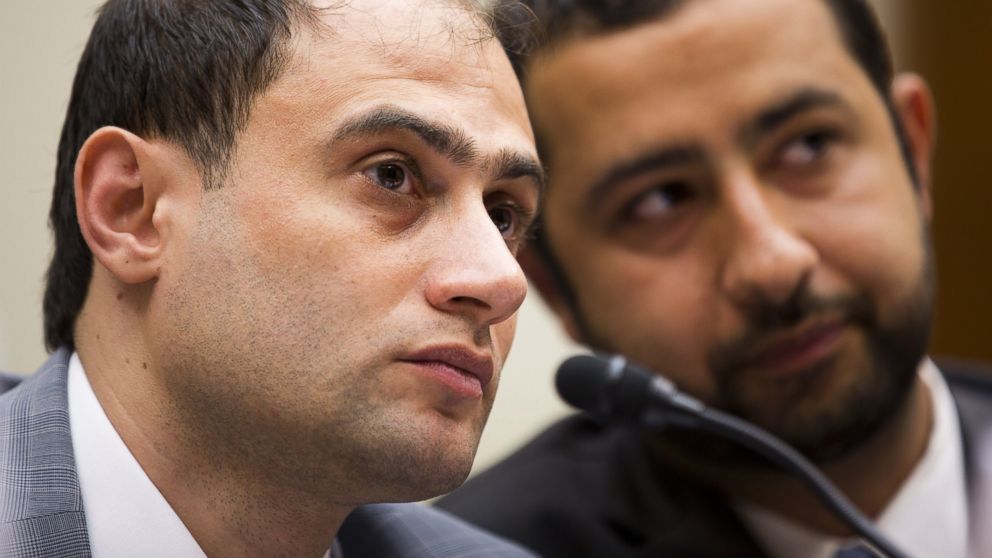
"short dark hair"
44,0,320,351
494,0,893,99
493,0,903,169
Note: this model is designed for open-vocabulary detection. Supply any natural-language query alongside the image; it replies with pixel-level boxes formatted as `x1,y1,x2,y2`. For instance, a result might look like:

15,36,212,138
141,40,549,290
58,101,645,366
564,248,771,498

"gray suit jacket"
0,348,535,558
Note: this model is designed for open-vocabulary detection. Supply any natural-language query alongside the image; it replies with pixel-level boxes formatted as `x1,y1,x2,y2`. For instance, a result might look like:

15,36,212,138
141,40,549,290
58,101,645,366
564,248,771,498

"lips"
738,319,847,377
400,345,495,390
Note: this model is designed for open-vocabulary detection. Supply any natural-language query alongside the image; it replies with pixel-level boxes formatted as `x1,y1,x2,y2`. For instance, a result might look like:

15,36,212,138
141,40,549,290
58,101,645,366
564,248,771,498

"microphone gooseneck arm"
556,354,911,558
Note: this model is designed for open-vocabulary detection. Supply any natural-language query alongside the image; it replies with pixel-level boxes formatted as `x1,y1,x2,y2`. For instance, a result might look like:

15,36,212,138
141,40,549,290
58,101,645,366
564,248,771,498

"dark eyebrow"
333,105,544,197
586,145,705,207
486,147,546,195
332,105,478,165
739,88,850,147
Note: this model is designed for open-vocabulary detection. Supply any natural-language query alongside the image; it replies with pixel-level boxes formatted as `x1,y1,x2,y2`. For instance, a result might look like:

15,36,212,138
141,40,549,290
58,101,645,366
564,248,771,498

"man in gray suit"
0,1,541,557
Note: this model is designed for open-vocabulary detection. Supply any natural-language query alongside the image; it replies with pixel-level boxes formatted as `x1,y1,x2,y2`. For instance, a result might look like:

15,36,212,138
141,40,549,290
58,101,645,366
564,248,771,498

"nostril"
450,295,491,310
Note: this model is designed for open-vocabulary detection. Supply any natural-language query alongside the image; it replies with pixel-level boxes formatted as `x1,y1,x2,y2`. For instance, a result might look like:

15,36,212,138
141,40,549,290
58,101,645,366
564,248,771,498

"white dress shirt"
735,359,970,558
68,352,208,558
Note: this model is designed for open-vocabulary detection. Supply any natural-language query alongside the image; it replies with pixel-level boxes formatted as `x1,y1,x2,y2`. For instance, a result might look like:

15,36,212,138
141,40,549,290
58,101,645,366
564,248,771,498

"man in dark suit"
439,0,992,556
0,1,543,556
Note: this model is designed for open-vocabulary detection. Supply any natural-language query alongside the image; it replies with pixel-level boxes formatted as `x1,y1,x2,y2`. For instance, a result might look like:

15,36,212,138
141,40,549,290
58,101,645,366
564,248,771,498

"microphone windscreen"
611,360,653,416
555,354,610,413
556,354,657,423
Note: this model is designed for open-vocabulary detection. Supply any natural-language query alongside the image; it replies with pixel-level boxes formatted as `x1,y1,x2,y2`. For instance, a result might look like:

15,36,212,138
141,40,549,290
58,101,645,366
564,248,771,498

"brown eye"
365,162,411,192
780,130,836,168
489,206,516,236
625,181,692,221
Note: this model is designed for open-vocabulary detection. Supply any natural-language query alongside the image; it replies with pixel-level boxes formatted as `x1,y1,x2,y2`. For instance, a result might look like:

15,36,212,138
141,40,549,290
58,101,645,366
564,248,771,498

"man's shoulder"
338,503,536,557
0,350,72,426
940,358,992,431
938,358,992,467
0,371,25,395
0,349,72,403
0,349,90,558
940,357,992,398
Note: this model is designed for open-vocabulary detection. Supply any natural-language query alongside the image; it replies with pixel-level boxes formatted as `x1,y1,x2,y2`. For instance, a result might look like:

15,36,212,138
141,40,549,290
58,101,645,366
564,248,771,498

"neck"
652,374,932,535
75,284,351,558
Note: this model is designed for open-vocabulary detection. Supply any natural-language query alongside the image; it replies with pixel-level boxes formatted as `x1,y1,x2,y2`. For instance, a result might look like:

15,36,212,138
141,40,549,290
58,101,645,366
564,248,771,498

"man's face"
527,0,933,460
149,1,539,501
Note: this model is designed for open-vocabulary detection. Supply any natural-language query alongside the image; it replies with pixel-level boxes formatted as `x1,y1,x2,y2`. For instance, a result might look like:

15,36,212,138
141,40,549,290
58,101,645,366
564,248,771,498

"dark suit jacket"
0,348,536,558
438,360,992,557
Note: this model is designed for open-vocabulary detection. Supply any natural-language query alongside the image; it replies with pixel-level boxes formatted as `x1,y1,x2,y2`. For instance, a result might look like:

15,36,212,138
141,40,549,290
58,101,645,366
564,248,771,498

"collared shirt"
68,353,337,558
735,359,969,558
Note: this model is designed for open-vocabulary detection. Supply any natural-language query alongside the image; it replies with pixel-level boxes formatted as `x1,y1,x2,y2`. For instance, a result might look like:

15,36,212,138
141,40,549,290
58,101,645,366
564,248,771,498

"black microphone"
556,354,705,428
555,353,911,558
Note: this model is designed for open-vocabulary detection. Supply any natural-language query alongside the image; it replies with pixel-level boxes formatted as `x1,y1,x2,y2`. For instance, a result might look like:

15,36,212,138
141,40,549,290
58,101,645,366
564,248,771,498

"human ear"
518,243,586,344
891,73,937,220
74,126,164,284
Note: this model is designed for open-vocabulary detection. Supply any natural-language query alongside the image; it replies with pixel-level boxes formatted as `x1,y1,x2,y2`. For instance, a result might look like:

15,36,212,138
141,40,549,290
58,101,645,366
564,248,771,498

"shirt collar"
735,359,969,558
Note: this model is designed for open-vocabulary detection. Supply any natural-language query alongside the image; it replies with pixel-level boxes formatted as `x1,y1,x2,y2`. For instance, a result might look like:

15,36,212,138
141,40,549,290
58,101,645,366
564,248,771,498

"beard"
573,241,935,467
709,276,932,464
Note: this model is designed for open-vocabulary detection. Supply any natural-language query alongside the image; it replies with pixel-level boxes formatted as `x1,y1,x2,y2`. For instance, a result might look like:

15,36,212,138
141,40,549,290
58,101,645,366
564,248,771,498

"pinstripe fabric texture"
0,348,90,558
0,349,535,558
338,504,536,558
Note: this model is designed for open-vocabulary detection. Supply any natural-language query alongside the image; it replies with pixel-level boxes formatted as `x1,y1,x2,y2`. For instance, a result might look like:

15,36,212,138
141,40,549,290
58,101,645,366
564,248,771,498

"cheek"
239,192,343,271
230,186,414,304
802,136,931,294
804,188,927,311
491,314,518,360
567,249,721,397
174,197,395,364
487,315,518,396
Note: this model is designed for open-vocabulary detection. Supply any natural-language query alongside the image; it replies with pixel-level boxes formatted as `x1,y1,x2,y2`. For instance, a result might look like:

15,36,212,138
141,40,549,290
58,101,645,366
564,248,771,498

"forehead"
250,0,533,151
306,0,496,81
527,0,875,158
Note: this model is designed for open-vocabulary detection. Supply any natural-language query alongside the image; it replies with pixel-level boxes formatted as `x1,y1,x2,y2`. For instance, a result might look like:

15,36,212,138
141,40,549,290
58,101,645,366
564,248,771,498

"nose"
718,173,818,308
425,205,528,328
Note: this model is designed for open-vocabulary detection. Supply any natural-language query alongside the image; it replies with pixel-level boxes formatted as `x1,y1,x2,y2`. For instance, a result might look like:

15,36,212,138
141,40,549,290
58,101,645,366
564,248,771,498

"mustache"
707,284,876,378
